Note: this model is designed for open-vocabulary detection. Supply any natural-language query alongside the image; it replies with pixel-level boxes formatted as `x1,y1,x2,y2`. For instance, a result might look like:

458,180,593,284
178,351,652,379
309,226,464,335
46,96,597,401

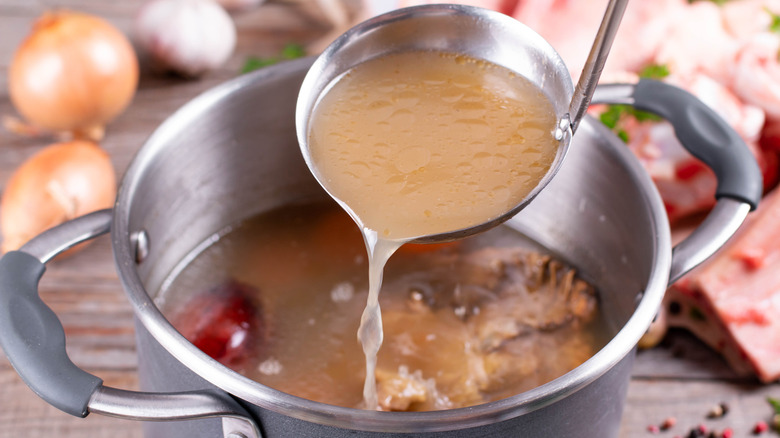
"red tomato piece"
171,280,261,368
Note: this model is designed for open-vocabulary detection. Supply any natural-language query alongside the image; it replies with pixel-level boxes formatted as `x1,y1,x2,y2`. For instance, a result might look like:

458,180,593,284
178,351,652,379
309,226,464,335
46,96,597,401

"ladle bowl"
296,4,575,243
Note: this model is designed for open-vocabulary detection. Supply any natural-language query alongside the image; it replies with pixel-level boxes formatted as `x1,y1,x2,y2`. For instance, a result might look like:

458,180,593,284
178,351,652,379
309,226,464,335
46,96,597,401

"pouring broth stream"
307,51,561,409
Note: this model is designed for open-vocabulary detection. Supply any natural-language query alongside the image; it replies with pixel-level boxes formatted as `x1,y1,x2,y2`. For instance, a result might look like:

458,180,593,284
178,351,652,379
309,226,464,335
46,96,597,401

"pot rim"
112,57,671,432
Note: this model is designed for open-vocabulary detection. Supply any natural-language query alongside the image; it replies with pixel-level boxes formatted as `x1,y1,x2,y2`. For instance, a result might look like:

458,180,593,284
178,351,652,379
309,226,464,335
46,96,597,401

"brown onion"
9,11,139,139
1,140,116,254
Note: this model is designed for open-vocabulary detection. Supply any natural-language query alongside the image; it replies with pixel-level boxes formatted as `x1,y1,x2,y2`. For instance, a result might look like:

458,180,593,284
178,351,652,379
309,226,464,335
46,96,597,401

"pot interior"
113,57,670,429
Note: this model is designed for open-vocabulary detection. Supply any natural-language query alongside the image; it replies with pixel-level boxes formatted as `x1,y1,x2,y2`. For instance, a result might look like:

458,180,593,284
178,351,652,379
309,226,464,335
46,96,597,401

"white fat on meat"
655,2,740,85
732,33,780,121
721,0,780,39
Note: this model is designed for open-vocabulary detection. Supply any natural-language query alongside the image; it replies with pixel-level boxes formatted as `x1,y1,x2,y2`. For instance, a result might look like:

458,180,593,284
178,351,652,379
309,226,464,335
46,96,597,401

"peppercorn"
648,424,660,434
707,403,730,419
753,420,769,435
687,425,707,438
662,417,678,430
722,428,733,438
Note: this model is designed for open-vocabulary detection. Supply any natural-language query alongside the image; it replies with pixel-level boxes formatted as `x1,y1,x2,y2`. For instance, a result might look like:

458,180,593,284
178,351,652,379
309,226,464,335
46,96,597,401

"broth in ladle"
307,51,560,240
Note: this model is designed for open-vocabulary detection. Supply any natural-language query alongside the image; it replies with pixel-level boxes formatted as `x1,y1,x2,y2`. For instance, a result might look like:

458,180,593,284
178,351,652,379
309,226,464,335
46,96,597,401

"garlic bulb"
136,0,237,77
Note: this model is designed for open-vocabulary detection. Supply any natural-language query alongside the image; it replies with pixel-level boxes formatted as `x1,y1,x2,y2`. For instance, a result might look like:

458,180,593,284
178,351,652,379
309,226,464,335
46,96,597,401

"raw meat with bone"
669,187,780,382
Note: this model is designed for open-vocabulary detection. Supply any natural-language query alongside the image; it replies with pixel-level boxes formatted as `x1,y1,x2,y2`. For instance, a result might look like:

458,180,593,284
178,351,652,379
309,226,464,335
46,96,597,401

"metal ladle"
296,0,629,243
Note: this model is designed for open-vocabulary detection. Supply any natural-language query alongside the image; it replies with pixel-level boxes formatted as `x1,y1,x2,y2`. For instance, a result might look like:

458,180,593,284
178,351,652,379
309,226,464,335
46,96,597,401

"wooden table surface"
0,1,778,437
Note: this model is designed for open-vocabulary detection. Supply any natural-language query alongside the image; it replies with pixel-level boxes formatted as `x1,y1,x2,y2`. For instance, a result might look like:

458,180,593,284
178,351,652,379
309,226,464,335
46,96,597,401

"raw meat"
732,33,780,121
511,0,685,80
669,188,780,382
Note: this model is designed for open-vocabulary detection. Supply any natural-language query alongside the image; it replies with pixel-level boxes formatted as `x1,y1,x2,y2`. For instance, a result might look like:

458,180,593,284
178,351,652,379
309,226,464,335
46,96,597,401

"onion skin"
1,140,116,254
9,11,139,137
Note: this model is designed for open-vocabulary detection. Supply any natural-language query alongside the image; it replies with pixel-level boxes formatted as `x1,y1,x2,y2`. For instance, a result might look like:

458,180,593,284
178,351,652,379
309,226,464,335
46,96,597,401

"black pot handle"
594,79,763,210
0,250,102,415
0,210,261,437
635,79,762,208
592,79,762,282
0,211,110,417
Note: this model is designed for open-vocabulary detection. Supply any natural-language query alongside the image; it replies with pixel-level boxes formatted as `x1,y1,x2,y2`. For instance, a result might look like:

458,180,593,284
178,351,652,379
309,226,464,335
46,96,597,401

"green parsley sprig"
769,397,780,431
770,397,780,414
597,63,671,143
241,43,307,74
767,7,780,33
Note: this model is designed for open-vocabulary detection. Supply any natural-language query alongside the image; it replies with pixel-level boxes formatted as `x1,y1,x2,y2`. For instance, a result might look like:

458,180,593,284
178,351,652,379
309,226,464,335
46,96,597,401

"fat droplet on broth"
388,108,415,126
346,161,372,179
490,185,510,203
376,79,396,93
453,118,491,138
521,126,547,142
452,100,487,118
473,152,510,170
367,99,394,121
394,90,420,107
384,174,407,193
440,88,465,103
395,146,431,174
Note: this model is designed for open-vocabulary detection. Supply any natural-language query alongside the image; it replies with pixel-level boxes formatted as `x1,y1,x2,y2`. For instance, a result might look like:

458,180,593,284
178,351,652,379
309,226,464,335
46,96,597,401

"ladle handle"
569,0,629,133
592,79,762,283
0,210,261,438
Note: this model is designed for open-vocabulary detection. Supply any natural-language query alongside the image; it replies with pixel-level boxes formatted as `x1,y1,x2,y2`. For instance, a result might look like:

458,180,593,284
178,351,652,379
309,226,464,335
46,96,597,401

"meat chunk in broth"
375,247,599,411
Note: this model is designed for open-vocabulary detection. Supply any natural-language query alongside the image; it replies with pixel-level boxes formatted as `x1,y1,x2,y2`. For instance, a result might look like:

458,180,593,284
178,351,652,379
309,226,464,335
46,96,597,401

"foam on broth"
307,51,562,409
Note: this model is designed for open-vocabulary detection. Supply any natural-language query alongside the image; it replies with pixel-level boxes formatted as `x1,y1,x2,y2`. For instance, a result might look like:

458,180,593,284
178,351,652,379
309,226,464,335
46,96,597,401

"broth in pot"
159,201,609,411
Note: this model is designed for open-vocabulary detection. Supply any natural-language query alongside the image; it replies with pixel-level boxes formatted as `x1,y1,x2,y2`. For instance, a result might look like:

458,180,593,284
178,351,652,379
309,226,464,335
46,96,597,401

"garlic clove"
136,0,237,77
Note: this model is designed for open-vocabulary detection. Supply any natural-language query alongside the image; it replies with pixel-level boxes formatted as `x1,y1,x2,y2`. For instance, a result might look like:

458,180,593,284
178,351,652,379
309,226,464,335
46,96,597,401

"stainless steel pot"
0,53,761,437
